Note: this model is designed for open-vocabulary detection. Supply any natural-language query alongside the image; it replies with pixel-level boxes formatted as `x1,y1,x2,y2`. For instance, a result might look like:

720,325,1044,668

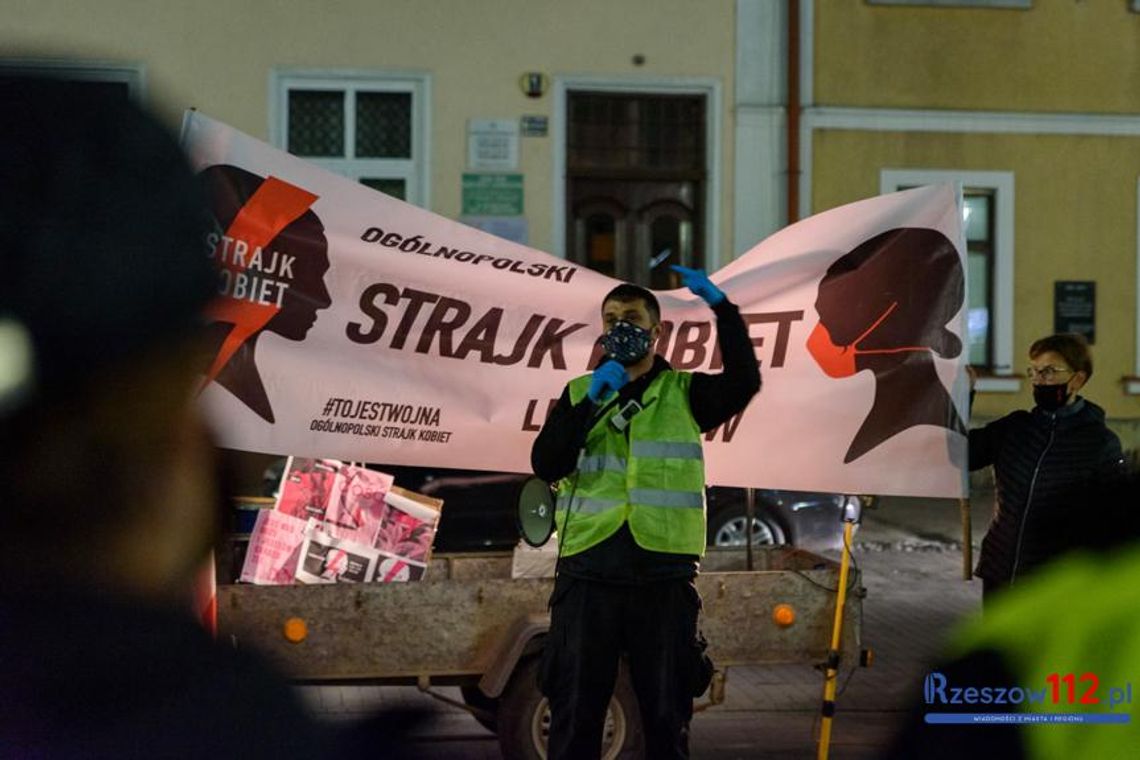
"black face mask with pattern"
601,320,653,367
1033,383,1071,412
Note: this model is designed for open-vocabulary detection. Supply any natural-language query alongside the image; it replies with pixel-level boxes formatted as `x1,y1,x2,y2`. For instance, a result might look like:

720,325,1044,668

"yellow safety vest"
555,369,706,557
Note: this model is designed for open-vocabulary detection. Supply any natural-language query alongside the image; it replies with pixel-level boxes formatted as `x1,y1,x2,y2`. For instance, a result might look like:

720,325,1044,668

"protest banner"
185,112,969,498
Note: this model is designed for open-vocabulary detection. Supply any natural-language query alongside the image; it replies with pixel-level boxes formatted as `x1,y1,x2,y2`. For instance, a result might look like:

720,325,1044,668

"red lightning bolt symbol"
202,176,319,389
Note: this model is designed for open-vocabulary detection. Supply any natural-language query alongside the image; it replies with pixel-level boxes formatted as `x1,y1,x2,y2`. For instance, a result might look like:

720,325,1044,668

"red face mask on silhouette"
806,301,932,378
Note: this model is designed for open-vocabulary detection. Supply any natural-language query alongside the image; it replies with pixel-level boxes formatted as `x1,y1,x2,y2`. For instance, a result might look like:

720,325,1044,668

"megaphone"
516,477,556,547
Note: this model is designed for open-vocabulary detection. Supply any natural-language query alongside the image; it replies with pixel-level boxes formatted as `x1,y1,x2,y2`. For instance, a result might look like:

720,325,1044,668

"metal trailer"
218,546,862,759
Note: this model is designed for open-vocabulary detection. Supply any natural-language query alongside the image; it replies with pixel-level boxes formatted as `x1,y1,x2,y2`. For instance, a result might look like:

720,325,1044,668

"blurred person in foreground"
967,333,1127,605
0,74,415,758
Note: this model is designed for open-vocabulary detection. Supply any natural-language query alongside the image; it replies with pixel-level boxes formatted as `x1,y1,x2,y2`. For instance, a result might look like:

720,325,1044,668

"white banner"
183,112,969,498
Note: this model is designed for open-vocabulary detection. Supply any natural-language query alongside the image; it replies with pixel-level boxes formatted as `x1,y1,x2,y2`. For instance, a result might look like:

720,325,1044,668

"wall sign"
462,173,524,216
467,119,519,171
1053,280,1095,344
521,115,548,137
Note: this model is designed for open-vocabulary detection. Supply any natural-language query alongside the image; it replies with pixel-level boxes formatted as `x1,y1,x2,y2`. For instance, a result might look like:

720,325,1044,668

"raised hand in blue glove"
670,264,725,306
588,359,629,402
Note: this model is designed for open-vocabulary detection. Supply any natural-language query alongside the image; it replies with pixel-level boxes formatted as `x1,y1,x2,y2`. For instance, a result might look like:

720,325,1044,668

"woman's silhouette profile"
199,164,332,423
806,227,966,463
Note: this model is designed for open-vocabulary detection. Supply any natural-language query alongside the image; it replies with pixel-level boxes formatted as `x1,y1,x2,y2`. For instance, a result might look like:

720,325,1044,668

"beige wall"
811,128,1140,427
0,0,738,258
16,0,1140,440
811,0,1140,443
815,1,1140,113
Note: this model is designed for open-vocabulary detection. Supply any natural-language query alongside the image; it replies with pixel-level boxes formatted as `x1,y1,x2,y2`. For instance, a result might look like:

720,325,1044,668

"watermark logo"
922,671,1133,726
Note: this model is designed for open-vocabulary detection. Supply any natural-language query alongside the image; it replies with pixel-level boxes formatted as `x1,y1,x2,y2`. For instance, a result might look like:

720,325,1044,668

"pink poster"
276,458,339,523
239,510,308,585
247,458,431,584
276,457,394,548
373,486,441,570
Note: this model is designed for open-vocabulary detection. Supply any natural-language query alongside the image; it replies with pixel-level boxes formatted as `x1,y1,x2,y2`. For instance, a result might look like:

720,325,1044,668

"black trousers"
540,576,706,760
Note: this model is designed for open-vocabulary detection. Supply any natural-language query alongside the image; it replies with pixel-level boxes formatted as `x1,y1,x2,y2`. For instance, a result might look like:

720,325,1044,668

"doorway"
565,91,707,288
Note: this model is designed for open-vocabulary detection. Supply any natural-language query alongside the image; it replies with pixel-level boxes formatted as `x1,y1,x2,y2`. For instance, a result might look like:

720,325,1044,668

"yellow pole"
960,497,973,581
817,518,855,760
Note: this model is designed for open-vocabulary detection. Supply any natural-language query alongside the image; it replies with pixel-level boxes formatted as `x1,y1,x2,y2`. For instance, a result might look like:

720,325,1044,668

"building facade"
5,0,1140,442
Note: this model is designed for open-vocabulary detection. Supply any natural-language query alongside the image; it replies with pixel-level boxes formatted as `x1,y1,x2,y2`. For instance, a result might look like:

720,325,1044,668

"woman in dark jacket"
970,333,1126,603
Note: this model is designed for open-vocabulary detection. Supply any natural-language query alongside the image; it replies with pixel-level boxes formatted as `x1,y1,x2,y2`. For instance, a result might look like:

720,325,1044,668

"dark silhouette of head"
199,164,331,423
806,227,966,463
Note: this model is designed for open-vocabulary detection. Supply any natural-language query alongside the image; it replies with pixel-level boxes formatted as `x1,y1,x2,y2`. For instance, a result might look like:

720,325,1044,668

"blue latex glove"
588,359,629,402
670,265,725,306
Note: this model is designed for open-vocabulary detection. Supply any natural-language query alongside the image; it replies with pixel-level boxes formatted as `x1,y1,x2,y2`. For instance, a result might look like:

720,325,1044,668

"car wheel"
708,503,786,547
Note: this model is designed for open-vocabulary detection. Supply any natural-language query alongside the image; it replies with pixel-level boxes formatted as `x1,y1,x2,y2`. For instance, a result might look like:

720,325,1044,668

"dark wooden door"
566,92,706,288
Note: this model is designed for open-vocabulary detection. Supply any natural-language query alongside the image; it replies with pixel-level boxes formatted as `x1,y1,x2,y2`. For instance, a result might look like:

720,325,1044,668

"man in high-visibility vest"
531,267,761,760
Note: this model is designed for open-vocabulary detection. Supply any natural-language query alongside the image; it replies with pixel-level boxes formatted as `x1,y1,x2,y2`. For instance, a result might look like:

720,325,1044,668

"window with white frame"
272,71,429,207
881,169,1018,392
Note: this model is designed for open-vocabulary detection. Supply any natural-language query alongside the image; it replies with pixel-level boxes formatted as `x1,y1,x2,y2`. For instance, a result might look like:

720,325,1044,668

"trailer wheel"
460,685,499,733
497,657,643,760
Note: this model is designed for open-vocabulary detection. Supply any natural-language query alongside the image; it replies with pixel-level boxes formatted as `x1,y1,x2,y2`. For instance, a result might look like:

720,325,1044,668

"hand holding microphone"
670,264,725,306
588,359,629,402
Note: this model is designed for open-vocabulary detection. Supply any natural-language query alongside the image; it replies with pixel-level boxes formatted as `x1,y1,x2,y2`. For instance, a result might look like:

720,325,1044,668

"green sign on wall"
462,173,524,216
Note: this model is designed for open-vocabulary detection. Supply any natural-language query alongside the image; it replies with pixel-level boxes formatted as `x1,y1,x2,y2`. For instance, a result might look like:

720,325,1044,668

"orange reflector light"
773,603,796,627
283,617,308,643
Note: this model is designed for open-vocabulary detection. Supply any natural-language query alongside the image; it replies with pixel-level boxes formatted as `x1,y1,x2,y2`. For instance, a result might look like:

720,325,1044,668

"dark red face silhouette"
807,227,966,463
199,164,331,423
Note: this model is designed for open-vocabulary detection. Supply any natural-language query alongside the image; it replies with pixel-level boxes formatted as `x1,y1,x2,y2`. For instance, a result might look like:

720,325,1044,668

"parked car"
259,459,863,554
705,486,864,553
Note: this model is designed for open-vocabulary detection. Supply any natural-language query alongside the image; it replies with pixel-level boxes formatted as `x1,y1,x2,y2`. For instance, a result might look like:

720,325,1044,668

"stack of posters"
372,486,443,582
239,458,442,585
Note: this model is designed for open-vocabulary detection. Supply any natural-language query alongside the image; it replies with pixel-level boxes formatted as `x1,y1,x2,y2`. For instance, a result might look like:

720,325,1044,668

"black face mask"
601,320,653,367
1033,382,1071,412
